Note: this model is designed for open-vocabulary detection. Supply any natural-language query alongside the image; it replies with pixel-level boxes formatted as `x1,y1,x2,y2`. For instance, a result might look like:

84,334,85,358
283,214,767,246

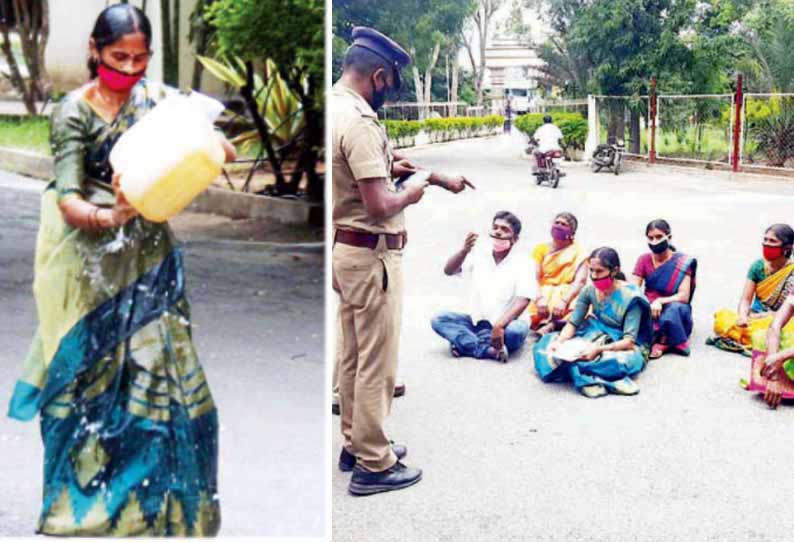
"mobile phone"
395,169,431,191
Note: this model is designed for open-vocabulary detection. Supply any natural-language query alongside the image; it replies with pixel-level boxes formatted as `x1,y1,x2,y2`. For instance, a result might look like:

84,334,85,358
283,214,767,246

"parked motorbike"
526,138,565,188
591,136,624,175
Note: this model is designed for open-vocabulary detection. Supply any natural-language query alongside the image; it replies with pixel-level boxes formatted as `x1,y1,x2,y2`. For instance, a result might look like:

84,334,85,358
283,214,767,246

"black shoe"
332,402,340,416
348,461,422,496
393,383,406,398
339,442,407,472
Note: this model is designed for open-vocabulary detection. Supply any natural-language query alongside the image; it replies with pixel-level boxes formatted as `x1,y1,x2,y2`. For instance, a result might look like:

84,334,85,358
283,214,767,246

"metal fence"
379,101,485,121
586,81,794,174
529,98,589,119
741,93,794,171
655,94,733,165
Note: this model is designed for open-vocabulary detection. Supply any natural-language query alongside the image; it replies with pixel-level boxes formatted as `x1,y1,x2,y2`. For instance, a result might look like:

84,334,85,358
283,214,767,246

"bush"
384,120,423,140
750,106,794,166
384,116,505,143
514,112,588,151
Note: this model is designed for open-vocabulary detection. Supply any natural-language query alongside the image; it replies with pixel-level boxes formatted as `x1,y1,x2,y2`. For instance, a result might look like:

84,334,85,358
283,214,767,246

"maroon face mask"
551,224,573,241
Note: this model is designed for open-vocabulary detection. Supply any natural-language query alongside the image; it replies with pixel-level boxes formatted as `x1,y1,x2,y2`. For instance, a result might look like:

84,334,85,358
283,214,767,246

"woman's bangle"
103,208,119,228
88,207,100,230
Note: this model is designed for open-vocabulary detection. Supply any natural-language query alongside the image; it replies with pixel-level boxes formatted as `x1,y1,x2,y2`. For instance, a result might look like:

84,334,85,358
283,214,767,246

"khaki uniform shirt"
332,83,404,234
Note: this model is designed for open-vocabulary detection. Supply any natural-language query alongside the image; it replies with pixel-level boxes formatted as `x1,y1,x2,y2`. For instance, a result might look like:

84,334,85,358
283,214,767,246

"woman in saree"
7,5,235,536
533,247,653,398
528,212,588,336
631,219,697,359
708,224,794,356
745,293,794,408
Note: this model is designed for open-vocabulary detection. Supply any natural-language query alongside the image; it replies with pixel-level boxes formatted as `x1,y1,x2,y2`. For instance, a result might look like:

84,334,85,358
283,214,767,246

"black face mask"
370,74,390,111
648,238,669,254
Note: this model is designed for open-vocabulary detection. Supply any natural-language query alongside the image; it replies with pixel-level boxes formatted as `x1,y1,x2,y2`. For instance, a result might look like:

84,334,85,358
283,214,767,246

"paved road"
0,172,325,538
332,133,794,542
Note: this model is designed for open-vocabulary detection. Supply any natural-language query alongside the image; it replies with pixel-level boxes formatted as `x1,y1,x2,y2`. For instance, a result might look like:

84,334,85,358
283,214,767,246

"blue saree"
7,81,220,536
533,283,653,396
644,252,697,346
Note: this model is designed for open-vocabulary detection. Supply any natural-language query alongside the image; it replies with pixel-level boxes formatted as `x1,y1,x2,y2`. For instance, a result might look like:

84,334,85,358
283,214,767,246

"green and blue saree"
7,80,220,536
533,283,653,397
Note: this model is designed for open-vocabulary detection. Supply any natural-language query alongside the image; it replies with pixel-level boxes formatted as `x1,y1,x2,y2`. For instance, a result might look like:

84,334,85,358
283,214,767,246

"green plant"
384,120,423,140
383,116,504,143
198,55,305,154
751,106,794,166
514,112,588,150
207,0,324,200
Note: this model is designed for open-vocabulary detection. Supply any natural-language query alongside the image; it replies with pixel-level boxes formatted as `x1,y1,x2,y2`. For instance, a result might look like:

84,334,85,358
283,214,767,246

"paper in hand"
553,337,593,362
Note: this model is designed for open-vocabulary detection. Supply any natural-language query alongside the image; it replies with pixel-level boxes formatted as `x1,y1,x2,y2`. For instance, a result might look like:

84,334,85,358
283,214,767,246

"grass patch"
599,124,730,160
0,115,50,155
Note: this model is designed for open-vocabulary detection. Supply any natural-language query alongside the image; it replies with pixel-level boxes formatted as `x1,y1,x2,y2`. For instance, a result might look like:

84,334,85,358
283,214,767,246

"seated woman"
709,223,794,356
533,247,653,398
528,212,588,335
745,293,794,408
631,219,697,359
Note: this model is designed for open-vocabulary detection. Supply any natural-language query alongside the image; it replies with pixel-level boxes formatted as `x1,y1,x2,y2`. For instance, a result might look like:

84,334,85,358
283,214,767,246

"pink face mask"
592,276,613,292
492,236,512,253
551,224,573,241
97,63,145,92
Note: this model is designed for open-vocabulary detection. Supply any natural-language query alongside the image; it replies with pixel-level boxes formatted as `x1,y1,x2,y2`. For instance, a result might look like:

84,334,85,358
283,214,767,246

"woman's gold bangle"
89,207,100,230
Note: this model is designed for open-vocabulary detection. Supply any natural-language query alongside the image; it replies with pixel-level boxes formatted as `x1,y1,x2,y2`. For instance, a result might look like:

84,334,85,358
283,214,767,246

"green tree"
461,0,503,106
532,0,753,150
0,0,50,114
207,0,324,200
739,0,794,92
334,0,474,113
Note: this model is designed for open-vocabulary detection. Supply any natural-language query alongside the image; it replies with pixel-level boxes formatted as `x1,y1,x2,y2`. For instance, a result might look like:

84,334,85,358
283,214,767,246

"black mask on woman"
648,238,669,254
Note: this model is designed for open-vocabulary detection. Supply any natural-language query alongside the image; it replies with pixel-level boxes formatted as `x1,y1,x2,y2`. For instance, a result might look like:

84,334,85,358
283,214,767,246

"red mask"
592,276,613,292
763,244,785,261
97,63,145,92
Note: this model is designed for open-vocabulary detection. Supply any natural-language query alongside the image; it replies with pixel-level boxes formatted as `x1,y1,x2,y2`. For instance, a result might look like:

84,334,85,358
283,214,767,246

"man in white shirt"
532,115,563,172
431,211,537,362
533,115,564,152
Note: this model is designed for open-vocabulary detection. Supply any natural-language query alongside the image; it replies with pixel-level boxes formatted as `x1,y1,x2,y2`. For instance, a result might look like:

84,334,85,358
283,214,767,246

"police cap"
351,26,411,90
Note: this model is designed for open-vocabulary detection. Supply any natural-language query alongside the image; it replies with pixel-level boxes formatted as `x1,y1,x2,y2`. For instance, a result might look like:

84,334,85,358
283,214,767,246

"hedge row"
514,112,588,151
384,115,505,141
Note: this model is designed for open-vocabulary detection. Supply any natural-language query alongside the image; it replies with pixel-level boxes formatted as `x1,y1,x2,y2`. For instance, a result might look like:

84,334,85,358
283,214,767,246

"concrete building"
46,0,223,96
483,38,546,114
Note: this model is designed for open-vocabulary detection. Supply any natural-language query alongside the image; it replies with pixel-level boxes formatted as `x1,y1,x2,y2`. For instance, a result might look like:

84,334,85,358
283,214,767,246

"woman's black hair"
589,246,626,281
646,218,676,252
766,223,794,258
88,4,152,78
555,211,578,234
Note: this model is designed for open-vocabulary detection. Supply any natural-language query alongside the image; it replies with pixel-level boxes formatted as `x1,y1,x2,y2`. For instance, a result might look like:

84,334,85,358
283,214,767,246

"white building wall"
47,0,192,93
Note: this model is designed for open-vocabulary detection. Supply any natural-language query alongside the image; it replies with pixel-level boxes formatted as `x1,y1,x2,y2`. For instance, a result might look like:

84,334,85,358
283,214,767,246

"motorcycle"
591,136,624,175
526,138,565,188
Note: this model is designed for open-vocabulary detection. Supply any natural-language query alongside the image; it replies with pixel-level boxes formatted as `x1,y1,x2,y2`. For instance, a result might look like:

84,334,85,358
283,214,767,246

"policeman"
332,27,474,495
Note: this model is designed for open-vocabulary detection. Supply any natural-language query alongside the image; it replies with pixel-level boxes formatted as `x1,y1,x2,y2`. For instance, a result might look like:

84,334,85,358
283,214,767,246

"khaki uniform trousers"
332,236,403,472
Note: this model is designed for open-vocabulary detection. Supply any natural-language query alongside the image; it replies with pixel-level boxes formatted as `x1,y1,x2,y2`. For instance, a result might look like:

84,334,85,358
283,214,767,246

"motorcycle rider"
532,115,563,173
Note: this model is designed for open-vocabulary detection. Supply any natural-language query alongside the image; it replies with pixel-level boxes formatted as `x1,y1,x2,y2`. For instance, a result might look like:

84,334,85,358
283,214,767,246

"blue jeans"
431,311,529,359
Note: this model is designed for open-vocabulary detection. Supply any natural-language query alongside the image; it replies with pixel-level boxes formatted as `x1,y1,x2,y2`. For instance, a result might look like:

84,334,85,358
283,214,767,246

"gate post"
649,77,657,164
732,74,743,173
584,94,598,161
